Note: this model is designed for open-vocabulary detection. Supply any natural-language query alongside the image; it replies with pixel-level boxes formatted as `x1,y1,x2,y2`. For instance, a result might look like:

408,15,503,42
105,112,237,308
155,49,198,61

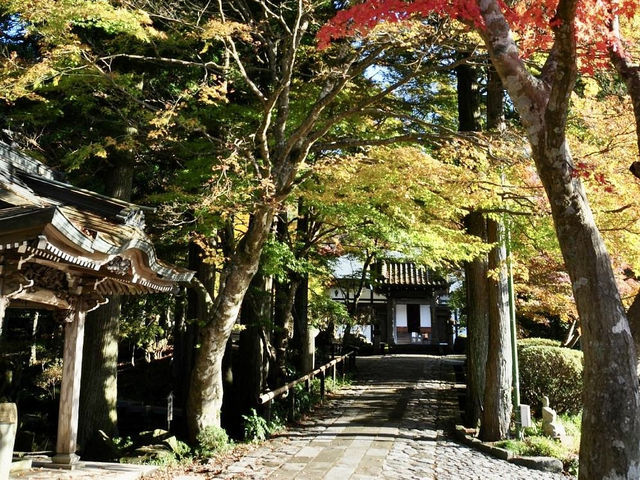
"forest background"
1,1,640,478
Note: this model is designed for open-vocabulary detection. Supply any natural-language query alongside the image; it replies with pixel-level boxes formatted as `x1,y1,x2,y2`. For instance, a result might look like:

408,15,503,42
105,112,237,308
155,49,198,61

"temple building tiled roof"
378,261,447,289
0,141,193,302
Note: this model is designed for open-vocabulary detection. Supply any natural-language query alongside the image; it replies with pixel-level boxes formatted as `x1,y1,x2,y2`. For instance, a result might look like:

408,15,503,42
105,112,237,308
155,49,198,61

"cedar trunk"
457,61,489,428
231,274,270,436
78,157,133,453
463,213,489,427
292,272,312,373
272,278,299,386
78,298,120,453
480,219,512,441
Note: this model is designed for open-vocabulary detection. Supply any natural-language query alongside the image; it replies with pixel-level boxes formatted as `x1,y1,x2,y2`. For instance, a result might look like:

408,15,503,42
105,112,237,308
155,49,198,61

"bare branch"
98,53,223,73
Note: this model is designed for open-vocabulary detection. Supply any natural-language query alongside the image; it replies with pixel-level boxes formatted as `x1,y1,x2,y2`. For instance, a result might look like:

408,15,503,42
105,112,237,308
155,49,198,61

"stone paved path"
219,354,571,480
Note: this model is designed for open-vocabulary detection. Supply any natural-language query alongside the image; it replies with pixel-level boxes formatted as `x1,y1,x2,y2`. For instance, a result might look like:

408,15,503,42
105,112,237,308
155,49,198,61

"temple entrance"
407,304,420,334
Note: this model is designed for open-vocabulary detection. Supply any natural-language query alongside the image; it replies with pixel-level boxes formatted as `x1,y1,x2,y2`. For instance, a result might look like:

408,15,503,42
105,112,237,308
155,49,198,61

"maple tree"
320,0,640,477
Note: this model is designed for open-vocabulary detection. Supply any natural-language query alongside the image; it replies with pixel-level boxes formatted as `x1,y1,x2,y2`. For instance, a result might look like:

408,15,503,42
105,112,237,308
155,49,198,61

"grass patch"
494,414,580,476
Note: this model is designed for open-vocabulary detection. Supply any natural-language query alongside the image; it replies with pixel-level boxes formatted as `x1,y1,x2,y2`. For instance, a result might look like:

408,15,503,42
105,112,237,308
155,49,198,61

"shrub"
196,426,230,458
518,345,582,414
518,337,562,348
242,409,270,442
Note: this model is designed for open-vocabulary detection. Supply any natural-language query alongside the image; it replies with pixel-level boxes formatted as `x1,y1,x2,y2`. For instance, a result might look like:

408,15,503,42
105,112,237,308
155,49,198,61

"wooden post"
332,363,336,384
53,307,86,466
320,370,325,402
287,389,295,422
264,400,272,424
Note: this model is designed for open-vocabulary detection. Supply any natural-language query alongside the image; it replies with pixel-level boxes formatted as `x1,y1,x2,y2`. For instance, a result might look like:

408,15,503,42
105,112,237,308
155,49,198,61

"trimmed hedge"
518,345,583,415
518,337,562,348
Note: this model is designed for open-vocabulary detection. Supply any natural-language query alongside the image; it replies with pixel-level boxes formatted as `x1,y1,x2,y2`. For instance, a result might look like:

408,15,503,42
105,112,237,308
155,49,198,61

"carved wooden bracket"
105,256,132,276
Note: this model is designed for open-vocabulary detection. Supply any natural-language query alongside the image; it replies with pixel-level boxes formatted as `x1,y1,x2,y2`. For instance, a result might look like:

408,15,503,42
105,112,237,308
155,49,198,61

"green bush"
195,426,230,458
518,345,583,414
518,337,562,348
242,409,270,442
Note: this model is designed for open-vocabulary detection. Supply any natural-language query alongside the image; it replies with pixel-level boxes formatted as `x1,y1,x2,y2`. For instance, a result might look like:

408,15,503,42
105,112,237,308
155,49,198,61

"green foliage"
518,345,583,414
308,291,350,328
195,426,231,458
495,414,580,475
241,409,271,442
517,337,562,348
260,238,311,282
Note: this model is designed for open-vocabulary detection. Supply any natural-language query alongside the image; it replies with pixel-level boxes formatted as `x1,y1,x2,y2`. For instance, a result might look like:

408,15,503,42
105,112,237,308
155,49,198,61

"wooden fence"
257,351,356,422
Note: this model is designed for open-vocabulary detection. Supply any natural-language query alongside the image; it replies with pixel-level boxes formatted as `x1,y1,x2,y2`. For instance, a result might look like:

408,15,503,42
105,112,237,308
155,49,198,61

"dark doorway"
407,304,420,333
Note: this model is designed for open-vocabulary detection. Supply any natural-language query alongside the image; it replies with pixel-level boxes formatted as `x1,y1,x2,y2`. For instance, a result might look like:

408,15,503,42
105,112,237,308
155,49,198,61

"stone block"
509,455,563,473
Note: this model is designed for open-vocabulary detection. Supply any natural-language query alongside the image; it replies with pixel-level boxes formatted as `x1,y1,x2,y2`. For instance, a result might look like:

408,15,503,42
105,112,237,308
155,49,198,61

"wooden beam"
52,307,86,466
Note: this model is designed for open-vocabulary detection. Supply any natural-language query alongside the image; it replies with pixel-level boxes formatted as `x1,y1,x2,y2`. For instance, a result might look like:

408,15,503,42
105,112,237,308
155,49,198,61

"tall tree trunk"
463,213,489,427
456,62,480,132
187,204,276,441
537,147,640,478
174,240,215,412
610,18,640,372
271,212,299,386
457,61,488,428
486,66,504,131
272,278,299,386
231,274,270,436
78,155,133,454
480,219,512,441
478,1,640,475
292,272,312,373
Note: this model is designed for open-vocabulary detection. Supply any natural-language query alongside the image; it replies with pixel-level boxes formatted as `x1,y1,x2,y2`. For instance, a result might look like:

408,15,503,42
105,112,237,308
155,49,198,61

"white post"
53,307,86,466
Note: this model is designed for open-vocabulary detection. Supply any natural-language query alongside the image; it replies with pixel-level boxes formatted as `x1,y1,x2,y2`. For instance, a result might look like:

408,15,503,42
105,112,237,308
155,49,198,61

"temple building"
329,256,453,349
0,142,193,466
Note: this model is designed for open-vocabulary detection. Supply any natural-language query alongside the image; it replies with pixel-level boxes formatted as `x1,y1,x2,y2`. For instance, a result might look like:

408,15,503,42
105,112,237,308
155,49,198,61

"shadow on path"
220,355,570,480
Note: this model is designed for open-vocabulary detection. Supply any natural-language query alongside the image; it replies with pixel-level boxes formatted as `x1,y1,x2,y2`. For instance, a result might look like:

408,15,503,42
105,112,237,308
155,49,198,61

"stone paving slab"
9,461,157,480
217,354,571,479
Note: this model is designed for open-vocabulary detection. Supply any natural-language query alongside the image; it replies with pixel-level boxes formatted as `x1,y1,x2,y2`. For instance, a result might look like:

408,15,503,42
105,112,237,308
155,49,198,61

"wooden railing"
257,351,356,422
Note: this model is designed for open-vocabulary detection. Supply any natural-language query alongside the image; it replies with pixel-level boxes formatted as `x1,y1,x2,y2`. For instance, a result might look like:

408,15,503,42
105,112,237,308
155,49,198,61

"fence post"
288,389,295,422
332,363,336,384
264,399,272,424
320,370,326,402
305,378,311,393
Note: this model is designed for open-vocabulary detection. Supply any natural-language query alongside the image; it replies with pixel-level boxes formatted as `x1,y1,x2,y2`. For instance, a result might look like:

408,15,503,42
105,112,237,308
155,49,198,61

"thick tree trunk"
187,204,276,441
463,213,489,428
456,62,480,132
536,145,640,478
486,66,504,131
480,219,512,441
174,240,215,412
78,299,120,454
477,1,640,475
271,213,299,386
78,156,133,454
457,62,489,428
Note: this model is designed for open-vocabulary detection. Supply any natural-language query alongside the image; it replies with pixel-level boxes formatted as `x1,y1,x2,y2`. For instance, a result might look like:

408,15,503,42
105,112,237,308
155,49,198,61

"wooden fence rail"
257,351,356,422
